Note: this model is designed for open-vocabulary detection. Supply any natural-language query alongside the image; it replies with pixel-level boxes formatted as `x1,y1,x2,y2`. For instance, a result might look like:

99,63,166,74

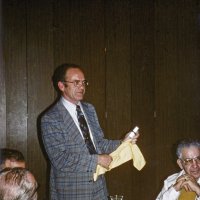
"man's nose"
192,159,198,167
77,84,85,89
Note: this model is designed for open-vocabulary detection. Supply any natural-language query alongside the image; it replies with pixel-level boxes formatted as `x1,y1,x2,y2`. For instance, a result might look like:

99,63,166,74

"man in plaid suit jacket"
41,63,139,200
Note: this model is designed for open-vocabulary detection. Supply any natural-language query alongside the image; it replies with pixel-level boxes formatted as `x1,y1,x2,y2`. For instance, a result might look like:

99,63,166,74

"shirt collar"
61,97,82,111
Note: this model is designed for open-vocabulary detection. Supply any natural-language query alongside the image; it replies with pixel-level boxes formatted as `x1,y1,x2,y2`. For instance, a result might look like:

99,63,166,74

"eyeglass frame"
180,156,200,165
62,80,89,87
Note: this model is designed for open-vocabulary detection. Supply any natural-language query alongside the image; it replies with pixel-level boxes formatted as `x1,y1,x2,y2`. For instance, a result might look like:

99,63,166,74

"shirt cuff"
168,186,180,199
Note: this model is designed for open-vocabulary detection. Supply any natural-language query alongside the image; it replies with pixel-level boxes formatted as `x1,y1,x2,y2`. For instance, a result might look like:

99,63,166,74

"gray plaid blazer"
41,99,120,200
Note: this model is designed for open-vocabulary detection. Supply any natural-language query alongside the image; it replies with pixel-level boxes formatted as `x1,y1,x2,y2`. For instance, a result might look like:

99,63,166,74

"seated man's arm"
156,183,180,200
156,173,181,200
156,173,200,200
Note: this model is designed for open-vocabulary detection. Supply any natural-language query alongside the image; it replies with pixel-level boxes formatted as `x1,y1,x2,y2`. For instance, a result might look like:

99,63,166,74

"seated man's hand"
174,174,200,196
173,174,186,191
181,174,200,196
97,154,113,170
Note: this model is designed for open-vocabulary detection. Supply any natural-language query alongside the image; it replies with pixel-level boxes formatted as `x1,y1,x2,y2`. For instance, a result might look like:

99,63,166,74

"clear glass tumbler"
109,195,124,200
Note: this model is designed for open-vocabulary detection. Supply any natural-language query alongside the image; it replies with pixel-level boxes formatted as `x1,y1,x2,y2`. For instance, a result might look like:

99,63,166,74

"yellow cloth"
93,141,146,181
178,189,196,200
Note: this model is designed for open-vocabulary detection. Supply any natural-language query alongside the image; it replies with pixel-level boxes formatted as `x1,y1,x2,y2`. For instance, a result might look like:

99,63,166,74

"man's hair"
0,148,25,165
176,139,200,159
52,63,82,92
0,167,38,200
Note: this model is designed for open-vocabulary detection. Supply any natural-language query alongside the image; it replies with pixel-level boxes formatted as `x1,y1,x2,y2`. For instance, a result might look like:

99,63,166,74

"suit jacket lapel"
56,100,86,146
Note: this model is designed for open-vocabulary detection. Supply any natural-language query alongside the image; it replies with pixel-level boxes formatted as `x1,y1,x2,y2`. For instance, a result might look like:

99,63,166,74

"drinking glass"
109,195,124,200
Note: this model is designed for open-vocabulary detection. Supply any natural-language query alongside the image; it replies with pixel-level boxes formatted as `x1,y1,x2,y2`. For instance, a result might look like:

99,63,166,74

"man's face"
58,68,86,104
177,146,200,179
4,159,26,168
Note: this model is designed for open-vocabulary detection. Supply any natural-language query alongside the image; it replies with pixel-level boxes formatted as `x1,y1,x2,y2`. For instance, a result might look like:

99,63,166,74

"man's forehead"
5,159,26,168
181,146,200,157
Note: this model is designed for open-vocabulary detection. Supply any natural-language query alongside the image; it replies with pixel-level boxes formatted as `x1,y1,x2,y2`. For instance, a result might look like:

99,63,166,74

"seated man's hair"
0,167,38,200
0,148,25,164
176,138,200,158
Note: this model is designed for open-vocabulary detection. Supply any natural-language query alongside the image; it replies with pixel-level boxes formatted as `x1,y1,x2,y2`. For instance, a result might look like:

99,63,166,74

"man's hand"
123,132,140,144
97,154,113,170
181,175,200,196
173,174,188,191
174,174,200,196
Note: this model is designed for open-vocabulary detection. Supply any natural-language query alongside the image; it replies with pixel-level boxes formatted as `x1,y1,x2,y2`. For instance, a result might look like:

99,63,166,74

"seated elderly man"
0,148,25,170
0,167,38,200
156,139,200,200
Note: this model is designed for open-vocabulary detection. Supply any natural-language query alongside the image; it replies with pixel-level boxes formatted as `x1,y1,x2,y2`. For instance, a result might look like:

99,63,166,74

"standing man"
156,139,200,200
41,63,139,200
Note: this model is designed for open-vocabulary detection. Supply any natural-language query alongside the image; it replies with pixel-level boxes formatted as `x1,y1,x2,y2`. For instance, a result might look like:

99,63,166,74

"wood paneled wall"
1,0,200,199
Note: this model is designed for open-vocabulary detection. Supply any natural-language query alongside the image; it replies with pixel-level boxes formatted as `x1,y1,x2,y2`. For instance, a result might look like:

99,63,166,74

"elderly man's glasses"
63,80,89,87
181,156,200,165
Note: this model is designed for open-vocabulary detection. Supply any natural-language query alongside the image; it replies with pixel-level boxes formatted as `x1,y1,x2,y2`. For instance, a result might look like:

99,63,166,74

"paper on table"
93,141,146,181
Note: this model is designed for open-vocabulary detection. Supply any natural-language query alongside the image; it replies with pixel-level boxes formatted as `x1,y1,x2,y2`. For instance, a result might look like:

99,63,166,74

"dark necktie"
76,105,97,154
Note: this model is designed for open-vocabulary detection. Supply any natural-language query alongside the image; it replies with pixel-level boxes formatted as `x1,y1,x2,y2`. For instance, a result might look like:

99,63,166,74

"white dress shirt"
156,170,200,200
61,97,96,148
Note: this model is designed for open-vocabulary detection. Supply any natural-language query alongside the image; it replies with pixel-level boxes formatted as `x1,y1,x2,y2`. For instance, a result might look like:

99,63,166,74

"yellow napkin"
93,141,146,181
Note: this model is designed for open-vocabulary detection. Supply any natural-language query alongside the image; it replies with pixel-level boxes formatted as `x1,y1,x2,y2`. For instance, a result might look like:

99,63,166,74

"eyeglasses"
181,156,200,165
63,80,89,87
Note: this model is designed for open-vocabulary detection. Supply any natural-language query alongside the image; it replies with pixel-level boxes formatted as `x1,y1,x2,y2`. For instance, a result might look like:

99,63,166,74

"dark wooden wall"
1,0,200,199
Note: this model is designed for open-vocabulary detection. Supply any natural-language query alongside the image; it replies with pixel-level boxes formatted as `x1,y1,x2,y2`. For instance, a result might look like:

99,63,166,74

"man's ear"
177,159,183,169
58,81,65,92
4,159,11,168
